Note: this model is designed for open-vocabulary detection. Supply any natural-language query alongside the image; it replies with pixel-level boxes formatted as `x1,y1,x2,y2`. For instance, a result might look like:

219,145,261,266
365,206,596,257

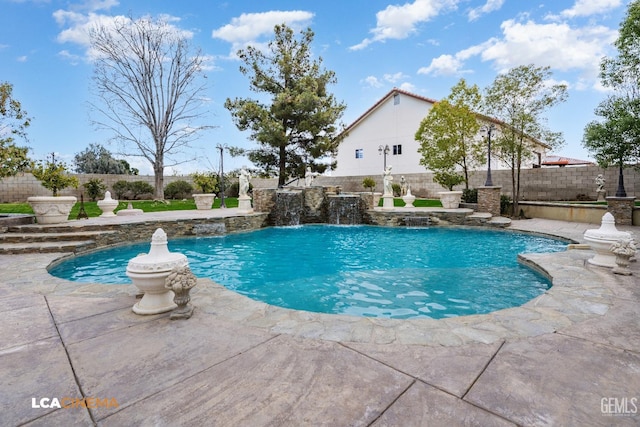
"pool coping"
9,220,626,347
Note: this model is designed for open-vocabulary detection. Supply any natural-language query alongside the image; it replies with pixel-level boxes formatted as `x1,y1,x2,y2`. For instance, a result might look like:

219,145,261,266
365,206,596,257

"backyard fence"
0,164,638,203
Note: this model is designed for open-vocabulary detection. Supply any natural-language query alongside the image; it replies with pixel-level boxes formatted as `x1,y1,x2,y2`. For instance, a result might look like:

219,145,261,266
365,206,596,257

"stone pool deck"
1,215,639,425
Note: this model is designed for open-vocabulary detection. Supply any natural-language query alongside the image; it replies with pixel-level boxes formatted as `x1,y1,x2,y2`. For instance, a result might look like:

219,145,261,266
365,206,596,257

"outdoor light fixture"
378,144,390,169
482,124,495,187
217,144,228,208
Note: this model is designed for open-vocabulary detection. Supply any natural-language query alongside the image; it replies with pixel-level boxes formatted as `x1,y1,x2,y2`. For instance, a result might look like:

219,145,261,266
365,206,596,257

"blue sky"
0,0,629,175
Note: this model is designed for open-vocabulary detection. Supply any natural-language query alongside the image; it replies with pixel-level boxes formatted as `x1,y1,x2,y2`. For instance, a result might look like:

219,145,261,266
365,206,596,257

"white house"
332,88,550,177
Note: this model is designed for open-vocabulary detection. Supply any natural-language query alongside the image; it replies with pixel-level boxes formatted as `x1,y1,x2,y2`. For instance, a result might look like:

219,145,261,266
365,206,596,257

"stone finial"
165,265,197,319
610,238,637,276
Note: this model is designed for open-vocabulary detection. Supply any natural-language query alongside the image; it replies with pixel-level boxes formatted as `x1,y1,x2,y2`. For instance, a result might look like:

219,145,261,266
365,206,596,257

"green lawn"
0,198,240,219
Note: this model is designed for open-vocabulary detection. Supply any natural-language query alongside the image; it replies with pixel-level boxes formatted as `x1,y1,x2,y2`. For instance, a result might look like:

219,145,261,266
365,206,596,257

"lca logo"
32,397,119,409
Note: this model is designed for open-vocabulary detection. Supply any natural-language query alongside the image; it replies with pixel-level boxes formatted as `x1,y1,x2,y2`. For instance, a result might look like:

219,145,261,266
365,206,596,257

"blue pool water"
50,225,567,319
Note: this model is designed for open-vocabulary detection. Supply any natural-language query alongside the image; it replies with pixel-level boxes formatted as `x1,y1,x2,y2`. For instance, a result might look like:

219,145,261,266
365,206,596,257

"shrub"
164,180,193,200
112,180,154,200
362,177,376,193
129,181,154,199
226,181,239,198
83,178,107,201
392,183,401,197
112,180,130,199
30,158,79,196
191,171,218,193
462,188,478,203
433,171,464,191
500,195,512,216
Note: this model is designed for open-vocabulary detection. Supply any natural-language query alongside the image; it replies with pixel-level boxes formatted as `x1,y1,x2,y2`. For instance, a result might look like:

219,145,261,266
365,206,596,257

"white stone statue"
304,166,316,187
239,166,251,198
595,174,605,192
400,176,408,196
383,165,393,196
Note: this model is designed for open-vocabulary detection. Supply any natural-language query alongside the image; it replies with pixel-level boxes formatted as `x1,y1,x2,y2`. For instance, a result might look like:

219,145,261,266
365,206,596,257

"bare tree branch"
89,15,214,198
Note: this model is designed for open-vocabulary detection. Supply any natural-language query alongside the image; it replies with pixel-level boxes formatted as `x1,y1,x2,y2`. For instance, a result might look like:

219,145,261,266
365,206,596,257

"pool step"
0,230,110,243
0,228,119,254
464,212,511,228
0,239,96,254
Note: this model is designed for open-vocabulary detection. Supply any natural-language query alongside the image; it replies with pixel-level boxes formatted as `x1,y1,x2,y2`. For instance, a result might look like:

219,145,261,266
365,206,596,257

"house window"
393,144,402,155
393,94,400,105
355,148,364,159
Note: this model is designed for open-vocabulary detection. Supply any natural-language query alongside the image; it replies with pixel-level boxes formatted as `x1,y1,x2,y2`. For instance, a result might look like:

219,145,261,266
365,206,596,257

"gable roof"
343,88,437,134
339,87,551,150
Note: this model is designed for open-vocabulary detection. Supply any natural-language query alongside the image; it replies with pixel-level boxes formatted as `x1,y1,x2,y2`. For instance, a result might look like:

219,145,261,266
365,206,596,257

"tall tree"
415,79,483,190
587,0,640,196
89,16,210,199
0,82,31,178
484,64,567,216
600,0,640,96
74,143,133,174
583,97,640,196
225,25,346,186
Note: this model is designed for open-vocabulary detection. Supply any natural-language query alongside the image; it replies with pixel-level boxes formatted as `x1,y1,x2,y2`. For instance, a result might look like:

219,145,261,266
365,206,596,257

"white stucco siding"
332,89,551,178
333,93,433,176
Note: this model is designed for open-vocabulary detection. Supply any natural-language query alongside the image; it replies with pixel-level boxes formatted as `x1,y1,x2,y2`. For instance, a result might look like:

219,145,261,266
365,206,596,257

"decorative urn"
402,187,416,208
583,212,632,268
126,228,188,315
97,191,118,217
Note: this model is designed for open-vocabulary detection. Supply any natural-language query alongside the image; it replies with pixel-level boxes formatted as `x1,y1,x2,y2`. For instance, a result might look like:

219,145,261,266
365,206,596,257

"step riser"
0,234,106,243
0,242,95,255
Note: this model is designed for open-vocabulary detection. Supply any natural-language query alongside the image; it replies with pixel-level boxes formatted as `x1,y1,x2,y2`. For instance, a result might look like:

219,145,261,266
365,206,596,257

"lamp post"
616,163,627,197
378,144,390,169
217,144,227,208
482,124,495,187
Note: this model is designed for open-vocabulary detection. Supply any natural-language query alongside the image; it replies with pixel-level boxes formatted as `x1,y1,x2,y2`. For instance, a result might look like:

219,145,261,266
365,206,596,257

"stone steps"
0,240,96,254
0,225,120,254
464,212,511,228
0,230,111,244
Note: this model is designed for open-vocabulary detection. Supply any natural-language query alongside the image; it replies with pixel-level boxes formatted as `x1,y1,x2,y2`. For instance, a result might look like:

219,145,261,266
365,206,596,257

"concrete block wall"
0,174,204,203
0,165,638,203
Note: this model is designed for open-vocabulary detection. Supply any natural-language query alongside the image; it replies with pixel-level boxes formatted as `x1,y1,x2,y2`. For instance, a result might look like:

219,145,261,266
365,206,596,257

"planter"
193,193,216,210
27,196,77,224
97,191,118,217
402,188,416,207
583,212,632,267
126,228,188,315
438,191,463,209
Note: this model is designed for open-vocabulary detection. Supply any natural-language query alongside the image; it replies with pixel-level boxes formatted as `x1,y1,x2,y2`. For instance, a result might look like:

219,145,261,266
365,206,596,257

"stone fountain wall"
254,187,369,226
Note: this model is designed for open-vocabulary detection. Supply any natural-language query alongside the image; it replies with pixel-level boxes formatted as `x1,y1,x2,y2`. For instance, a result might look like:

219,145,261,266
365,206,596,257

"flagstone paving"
0,216,639,426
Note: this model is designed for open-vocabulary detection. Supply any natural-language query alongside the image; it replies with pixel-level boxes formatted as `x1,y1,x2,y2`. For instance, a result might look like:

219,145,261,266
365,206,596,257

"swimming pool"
50,225,567,319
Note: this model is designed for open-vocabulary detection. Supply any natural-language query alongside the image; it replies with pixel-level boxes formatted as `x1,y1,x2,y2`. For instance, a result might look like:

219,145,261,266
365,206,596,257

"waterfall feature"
403,216,431,227
327,195,363,225
274,190,304,226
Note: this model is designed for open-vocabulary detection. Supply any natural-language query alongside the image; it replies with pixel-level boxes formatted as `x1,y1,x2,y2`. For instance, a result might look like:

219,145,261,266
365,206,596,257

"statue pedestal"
596,190,606,202
382,195,394,210
238,196,253,213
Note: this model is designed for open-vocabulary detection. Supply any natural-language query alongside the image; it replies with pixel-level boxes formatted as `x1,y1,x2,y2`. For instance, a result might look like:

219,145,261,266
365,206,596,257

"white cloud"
362,76,383,88
418,17,617,88
399,82,417,92
468,0,505,22
362,72,413,89
54,11,194,62
559,0,622,18
480,20,617,78
383,72,409,83
212,10,314,57
350,0,458,50
418,54,464,76
17,55,27,62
